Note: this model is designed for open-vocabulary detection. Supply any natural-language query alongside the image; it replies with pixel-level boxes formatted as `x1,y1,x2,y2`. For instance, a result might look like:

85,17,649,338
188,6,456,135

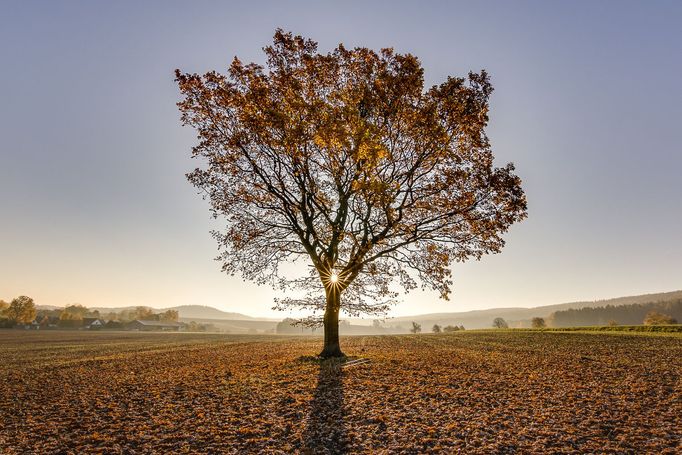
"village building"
83,318,105,330
126,320,184,331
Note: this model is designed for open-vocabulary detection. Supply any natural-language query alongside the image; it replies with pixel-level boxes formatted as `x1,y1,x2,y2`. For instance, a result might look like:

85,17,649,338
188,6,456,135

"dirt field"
0,330,680,454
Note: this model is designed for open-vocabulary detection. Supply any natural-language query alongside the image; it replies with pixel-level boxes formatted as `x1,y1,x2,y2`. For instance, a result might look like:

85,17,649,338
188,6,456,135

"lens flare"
330,273,339,283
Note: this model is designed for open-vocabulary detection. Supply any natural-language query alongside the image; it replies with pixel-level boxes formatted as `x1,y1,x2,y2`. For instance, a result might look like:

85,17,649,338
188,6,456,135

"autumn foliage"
643,311,677,325
176,30,527,356
2,296,36,325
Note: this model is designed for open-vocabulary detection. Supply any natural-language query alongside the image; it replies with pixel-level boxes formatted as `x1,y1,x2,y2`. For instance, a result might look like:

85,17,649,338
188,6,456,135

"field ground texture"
1,331,680,454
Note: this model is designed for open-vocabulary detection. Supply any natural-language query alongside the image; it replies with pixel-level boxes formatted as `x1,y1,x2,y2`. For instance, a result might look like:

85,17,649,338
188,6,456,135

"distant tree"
159,310,179,322
276,318,299,334
531,317,546,328
0,300,9,326
372,319,382,329
105,320,123,330
643,311,677,326
176,30,527,357
62,304,88,318
186,321,205,332
492,317,508,329
432,324,442,333
443,325,459,332
410,322,422,334
58,313,82,328
5,296,37,325
607,319,618,327
459,325,465,331
549,299,682,327
134,307,155,321
34,314,50,328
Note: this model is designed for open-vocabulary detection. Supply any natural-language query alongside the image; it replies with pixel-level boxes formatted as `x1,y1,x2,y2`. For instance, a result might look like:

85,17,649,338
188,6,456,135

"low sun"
330,273,339,284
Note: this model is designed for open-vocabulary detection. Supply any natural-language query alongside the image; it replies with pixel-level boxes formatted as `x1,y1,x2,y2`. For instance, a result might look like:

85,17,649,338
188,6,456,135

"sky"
1,1,681,318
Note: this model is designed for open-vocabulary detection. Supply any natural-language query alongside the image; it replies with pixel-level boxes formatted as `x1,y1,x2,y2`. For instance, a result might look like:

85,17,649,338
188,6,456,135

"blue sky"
1,1,681,317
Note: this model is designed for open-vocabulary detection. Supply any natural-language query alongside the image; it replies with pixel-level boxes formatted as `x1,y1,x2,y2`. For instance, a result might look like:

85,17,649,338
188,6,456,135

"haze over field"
32,289,682,332
1,1,681,318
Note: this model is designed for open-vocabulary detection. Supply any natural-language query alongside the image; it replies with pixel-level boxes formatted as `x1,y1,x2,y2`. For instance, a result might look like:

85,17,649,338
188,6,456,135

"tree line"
0,296,179,328
548,299,681,327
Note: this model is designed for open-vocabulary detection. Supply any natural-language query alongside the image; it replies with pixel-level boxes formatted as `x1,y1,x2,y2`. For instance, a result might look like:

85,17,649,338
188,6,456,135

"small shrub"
643,311,677,326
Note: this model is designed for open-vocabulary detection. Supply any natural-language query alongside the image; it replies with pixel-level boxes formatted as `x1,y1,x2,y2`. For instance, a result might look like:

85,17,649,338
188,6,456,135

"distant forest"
549,299,682,327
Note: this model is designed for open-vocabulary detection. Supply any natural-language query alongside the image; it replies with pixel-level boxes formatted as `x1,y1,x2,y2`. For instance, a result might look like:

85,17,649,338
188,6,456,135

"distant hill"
386,290,682,329
540,290,682,313
34,290,682,330
164,305,260,321
34,305,63,311
177,317,279,333
35,304,267,321
549,298,682,327
122,305,255,320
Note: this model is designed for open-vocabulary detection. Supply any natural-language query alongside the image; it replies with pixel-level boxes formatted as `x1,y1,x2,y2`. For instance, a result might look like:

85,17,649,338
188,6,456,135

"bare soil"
0,330,680,453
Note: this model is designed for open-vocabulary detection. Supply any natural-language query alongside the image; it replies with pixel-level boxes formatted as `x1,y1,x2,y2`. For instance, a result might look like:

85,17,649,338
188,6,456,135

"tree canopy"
176,30,527,356
643,311,677,326
5,296,37,325
492,317,509,329
531,317,546,329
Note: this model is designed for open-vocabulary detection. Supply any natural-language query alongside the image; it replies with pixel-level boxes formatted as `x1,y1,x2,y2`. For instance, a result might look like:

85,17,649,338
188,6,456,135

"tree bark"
319,289,345,358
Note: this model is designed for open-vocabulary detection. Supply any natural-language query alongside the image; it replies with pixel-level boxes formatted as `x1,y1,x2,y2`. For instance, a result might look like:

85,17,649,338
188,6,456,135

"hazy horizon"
2,1,681,319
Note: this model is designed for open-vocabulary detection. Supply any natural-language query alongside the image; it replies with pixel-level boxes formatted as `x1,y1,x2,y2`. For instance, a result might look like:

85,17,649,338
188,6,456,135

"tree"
276,318,314,334
58,312,83,328
159,310,179,322
432,324,441,333
531,317,546,328
443,325,459,332
62,304,88,319
492,317,508,329
643,311,677,326
134,307,155,321
410,322,422,334
0,299,8,324
176,30,527,357
5,296,37,325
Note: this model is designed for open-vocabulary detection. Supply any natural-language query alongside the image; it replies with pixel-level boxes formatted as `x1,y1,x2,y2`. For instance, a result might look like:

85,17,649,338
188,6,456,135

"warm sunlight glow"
330,273,339,284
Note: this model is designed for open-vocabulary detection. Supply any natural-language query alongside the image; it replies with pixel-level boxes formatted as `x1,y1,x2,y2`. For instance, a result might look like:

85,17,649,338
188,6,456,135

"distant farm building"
83,318,105,329
126,320,184,331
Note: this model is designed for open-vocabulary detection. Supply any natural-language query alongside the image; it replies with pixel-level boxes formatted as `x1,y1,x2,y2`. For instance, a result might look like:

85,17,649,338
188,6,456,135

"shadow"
302,359,348,454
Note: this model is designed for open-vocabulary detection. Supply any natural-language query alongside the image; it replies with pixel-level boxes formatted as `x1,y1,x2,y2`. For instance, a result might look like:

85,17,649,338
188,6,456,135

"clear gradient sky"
1,1,681,318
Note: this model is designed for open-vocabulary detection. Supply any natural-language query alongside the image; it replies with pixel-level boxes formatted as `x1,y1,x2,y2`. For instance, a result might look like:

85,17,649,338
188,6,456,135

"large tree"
5,296,37,325
176,30,527,357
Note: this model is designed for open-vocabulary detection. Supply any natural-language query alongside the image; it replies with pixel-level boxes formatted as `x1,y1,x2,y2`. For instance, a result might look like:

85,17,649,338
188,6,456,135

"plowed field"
1,330,680,453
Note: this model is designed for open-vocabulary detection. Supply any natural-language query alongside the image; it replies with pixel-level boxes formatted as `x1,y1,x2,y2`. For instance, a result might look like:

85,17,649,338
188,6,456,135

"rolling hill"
385,290,682,329
33,290,682,331
34,304,266,321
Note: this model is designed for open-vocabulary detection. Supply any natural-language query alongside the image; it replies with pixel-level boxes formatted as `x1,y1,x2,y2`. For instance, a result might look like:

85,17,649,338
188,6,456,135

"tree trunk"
319,289,345,358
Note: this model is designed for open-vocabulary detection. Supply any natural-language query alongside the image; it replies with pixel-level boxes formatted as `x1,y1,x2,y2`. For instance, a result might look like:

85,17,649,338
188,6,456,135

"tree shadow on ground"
302,359,348,454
